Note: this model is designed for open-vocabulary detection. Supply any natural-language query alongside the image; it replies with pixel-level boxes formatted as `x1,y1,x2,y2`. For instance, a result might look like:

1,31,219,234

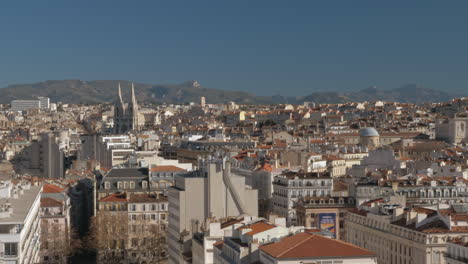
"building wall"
168,160,258,264
345,212,465,264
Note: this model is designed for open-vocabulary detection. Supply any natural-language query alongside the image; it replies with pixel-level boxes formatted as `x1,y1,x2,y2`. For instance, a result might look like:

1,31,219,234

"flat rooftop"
0,185,41,224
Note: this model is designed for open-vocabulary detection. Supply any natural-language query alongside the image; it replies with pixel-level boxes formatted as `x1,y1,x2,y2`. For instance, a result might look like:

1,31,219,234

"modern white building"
10,97,50,112
96,135,134,170
0,180,42,264
10,100,41,112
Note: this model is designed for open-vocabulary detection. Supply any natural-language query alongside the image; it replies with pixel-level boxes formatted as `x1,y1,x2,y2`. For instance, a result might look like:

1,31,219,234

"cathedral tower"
114,82,139,134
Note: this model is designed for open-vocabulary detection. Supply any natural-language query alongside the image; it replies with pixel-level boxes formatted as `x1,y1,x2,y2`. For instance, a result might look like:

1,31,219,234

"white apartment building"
272,171,333,225
191,216,258,264
0,180,42,264
96,135,134,170
213,218,297,264
10,97,50,112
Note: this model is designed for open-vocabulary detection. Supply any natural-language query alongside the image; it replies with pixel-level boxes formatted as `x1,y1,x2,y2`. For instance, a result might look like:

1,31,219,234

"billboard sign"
318,213,336,238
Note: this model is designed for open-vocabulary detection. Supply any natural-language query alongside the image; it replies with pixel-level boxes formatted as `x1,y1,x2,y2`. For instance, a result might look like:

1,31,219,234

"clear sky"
0,0,467,95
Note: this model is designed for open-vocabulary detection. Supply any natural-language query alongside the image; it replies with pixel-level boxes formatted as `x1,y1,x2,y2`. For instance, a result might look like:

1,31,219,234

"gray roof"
106,168,149,178
359,127,379,137
0,186,41,224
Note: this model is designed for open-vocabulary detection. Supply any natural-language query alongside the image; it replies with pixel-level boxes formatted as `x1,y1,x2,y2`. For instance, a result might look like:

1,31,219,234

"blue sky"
0,0,467,95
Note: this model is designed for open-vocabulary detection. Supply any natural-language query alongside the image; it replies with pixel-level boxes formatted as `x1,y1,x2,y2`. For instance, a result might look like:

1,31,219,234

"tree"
40,218,78,264
84,207,168,264
85,211,129,264
130,217,167,264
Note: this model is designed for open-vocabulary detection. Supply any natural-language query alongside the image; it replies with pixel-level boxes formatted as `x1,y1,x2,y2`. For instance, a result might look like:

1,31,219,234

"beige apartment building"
345,201,468,264
167,157,258,264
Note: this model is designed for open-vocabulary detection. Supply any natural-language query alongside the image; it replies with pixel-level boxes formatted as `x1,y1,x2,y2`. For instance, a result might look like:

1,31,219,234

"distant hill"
0,80,461,105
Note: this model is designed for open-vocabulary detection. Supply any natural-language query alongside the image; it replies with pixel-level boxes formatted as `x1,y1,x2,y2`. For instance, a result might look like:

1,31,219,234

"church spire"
131,82,139,131
131,82,137,106
118,82,124,105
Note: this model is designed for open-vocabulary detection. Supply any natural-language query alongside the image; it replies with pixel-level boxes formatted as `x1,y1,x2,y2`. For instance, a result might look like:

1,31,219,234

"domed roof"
359,127,379,137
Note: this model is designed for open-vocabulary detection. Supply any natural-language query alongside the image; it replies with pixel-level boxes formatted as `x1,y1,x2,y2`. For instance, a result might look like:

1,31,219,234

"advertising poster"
318,213,336,238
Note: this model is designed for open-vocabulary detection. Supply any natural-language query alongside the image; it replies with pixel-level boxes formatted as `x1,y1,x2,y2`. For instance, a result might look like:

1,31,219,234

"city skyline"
1,1,468,95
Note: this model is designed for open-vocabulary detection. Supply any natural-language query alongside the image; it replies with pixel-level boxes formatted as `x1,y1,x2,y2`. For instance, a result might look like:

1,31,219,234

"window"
161,204,166,210
151,214,156,220
5,243,18,256
160,214,166,220
105,182,110,189
132,238,138,247
130,205,136,211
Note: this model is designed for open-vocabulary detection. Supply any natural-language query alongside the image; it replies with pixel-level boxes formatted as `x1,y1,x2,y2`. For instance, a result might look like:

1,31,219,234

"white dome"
359,127,379,137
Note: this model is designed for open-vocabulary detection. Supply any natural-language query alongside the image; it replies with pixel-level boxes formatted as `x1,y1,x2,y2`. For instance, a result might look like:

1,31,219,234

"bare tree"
129,216,167,264
85,211,129,264
39,217,76,264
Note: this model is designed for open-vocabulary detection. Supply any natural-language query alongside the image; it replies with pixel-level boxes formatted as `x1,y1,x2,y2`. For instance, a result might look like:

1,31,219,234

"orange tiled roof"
43,184,65,193
100,193,127,202
238,221,276,236
260,232,375,259
257,163,273,172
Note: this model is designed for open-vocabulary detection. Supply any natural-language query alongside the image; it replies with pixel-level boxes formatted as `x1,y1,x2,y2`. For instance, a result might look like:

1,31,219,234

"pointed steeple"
131,82,139,131
131,82,137,105
118,82,124,105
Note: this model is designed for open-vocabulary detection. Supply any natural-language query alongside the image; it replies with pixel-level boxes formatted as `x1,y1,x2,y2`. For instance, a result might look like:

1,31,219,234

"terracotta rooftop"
43,184,65,193
260,232,375,259
257,163,273,172
100,193,127,203
237,221,277,236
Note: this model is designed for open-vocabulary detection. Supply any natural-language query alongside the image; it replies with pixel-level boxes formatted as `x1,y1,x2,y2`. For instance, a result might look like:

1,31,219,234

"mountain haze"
0,80,461,105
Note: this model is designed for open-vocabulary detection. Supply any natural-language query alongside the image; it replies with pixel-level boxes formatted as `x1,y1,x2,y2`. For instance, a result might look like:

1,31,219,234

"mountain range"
0,80,462,105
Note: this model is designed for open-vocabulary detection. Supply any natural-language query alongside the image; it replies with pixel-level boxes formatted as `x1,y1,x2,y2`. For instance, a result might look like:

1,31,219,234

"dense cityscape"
3,1,468,264
0,83,467,263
